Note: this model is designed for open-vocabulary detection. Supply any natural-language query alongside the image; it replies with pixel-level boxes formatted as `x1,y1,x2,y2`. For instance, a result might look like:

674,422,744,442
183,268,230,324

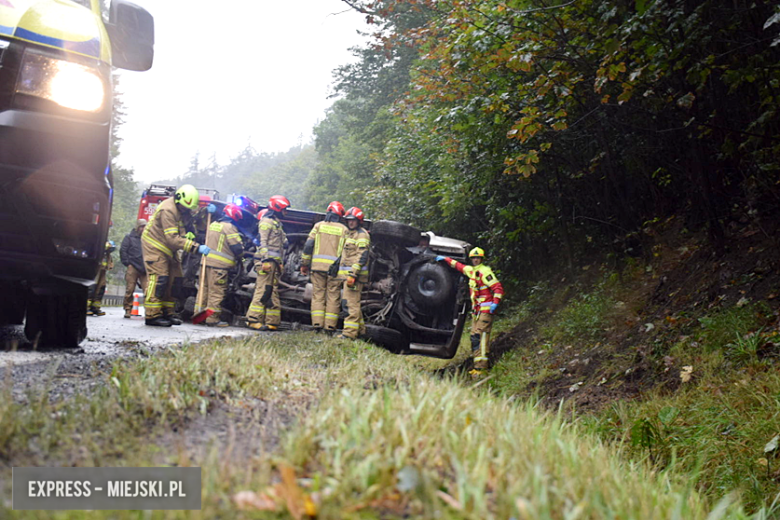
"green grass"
0,332,759,518
481,263,780,513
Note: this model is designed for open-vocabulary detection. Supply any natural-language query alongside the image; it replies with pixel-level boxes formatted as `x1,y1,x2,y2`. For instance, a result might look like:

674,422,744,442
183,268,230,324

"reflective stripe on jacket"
301,221,346,272
255,216,286,261
338,227,370,281
142,197,199,258
445,258,504,314
205,221,243,268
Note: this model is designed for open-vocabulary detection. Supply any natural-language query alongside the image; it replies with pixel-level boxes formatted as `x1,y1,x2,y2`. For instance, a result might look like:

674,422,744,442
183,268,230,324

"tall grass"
0,334,762,518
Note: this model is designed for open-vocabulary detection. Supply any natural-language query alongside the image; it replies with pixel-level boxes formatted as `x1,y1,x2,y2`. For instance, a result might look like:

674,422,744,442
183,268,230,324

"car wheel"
370,220,422,247
25,284,87,348
363,324,409,354
406,262,454,308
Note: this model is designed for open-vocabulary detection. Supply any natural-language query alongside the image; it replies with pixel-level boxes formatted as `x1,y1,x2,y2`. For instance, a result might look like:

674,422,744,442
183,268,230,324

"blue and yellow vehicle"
0,0,153,347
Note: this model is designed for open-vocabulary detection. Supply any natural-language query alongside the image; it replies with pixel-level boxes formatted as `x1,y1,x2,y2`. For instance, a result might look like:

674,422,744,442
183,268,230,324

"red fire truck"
137,184,219,220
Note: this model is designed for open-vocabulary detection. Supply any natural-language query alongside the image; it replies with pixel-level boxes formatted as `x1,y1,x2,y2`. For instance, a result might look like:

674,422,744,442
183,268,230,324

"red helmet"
345,207,364,223
257,208,268,220
327,201,345,217
268,195,291,212
223,203,243,222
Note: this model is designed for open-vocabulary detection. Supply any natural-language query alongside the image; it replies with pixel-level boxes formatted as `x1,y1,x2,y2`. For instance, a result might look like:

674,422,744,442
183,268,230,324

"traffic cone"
131,292,143,318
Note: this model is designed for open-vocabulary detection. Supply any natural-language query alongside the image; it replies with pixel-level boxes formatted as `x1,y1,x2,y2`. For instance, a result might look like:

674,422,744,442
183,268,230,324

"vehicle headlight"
16,52,106,112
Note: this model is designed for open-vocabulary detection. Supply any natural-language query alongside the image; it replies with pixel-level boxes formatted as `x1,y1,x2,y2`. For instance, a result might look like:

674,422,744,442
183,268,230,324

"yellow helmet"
469,247,485,258
174,184,199,210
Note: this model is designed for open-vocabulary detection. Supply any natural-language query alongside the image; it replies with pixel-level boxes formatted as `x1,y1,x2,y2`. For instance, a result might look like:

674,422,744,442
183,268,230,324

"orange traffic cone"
131,292,143,318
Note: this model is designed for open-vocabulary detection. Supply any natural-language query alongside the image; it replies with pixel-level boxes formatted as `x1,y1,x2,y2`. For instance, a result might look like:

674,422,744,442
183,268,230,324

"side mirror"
106,0,154,71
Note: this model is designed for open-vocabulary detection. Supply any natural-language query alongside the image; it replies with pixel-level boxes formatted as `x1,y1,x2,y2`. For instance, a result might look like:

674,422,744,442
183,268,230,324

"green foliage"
696,303,770,353
326,0,780,283
543,283,618,343
724,330,765,365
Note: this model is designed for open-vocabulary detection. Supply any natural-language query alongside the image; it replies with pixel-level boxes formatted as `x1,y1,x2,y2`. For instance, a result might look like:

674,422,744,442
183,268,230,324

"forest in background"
111,0,780,295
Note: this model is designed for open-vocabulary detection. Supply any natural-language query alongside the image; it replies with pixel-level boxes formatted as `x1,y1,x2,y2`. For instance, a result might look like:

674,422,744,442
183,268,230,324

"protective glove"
346,275,357,288
489,303,499,314
198,245,211,256
300,265,310,276
185,231,196,240
207,203,217,214
435,255,447,262
252,237,261,247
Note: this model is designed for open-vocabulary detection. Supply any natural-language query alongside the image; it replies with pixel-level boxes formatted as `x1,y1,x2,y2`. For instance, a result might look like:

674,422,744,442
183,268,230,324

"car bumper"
0,109,111,284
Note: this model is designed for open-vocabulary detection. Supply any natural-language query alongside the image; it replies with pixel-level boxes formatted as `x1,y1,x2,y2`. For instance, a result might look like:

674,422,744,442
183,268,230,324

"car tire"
370,220,422,247
363,324,409,354
25,284,87,348
406,262,454,308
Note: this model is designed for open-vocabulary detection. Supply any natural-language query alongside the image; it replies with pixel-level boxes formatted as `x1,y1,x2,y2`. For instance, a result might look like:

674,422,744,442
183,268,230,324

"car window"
71,0,92,9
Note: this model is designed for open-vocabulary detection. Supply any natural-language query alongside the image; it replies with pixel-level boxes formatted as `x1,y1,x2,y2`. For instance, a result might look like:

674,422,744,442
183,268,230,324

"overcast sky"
116,1,368,183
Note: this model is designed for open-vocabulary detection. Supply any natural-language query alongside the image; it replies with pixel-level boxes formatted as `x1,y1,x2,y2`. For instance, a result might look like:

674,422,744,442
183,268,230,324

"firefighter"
247,195,290,331
200,203,245,327
87,240,115,316
336,207,370,340
300,201,347,332
141,184,210,327
120,219,148,318
437,247,504,376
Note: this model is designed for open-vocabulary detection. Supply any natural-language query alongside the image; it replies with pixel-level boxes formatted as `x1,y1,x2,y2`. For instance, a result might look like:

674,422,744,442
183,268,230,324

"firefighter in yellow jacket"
141,184,210,327
200,203,245,327
337,207,370,339
300,201,347,332
87,240,115,316
437,247,505,376
247,195,290,331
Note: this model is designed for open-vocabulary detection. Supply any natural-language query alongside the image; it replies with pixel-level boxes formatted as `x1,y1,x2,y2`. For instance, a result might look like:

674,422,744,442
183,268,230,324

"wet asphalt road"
0,307,255,402
0,307,254,368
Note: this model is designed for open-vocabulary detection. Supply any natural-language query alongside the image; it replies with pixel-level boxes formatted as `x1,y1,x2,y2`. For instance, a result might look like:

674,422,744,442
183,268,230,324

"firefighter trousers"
310,271,342,330
123,265,148,311
470,313,493,370
144,251,183,320
247,260,281,326
88,268,108,309
341,280,365,339
200,267,229,324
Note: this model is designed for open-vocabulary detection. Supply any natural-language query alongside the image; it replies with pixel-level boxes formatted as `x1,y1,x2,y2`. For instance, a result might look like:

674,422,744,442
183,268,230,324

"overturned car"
177,196,470,359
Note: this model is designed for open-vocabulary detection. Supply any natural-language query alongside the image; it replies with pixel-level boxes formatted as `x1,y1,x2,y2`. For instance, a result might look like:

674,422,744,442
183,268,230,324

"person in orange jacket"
437,247,504,376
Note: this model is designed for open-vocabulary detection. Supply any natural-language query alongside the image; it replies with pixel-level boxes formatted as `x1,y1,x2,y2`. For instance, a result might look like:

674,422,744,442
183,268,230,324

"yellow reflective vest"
301,220,347,272
142,198,199,258
255,216,286,262
205,221,242,268
338,227,370,282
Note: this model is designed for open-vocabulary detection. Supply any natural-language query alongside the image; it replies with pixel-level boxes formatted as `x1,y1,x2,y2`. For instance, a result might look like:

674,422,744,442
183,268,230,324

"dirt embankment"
483,215,780,411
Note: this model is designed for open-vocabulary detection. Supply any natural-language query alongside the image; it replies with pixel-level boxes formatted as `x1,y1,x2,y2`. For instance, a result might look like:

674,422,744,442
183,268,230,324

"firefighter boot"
247,321,264,330
145,317,172,327
206,320,230,328
166,314,183,326
469,333,484,378
91,306,106,317
471,332,490,378
259,324,278,332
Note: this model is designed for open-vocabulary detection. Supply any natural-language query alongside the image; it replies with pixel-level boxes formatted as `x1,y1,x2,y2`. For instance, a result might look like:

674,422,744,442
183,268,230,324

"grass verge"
0,332,760,518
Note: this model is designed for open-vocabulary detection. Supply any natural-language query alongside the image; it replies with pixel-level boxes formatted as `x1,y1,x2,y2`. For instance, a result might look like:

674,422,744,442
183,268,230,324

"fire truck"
0,0,154,347
137,184,219,221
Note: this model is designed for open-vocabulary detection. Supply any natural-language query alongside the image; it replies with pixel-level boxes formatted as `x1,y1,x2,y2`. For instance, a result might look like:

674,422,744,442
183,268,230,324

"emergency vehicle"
0,0,154,347
138,184,219,221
